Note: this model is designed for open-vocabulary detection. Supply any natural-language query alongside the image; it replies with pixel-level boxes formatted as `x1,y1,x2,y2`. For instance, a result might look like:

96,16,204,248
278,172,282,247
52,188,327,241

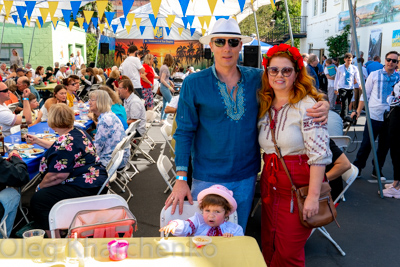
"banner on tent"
144,39,174,45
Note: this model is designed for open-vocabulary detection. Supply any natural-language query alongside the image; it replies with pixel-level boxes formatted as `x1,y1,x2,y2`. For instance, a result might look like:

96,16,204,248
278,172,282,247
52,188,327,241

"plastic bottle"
79,103,89,120
73,98,78,111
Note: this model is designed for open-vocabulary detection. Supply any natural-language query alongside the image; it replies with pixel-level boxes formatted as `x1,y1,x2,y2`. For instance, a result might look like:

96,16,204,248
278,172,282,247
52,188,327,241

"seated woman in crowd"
63,75,82,107
106,69,120,90
81,67,98,89
88,90,129,169
44,66,57,83
98,85,128,130
33,66,46,85
6,64,18,80
28,104,108,233
25,69,35,84
32,85,67,124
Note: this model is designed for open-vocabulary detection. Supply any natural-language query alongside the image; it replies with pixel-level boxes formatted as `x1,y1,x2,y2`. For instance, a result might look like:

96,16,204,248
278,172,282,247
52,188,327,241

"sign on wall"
368,28,383,59
392,30,400,47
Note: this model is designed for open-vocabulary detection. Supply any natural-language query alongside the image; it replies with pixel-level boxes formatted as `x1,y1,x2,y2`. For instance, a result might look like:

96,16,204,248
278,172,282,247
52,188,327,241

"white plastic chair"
310,164,359,256
143,110,157,150
48,194,128,238
160,124,175,154
97,150,124,195
157,154,176,193
0,215,8,238
330,136,352,152
7,102,19,113
160,201,238,237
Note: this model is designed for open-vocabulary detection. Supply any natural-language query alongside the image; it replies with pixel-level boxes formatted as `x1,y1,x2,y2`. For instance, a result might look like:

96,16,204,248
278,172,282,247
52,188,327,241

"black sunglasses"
386,58,399,64
267,67,295,77
0,88,9,93
70,82,79,86
212,38,241,48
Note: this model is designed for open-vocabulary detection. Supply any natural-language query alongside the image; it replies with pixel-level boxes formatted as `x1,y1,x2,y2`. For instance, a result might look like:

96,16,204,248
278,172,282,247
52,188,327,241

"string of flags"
2,0,250,36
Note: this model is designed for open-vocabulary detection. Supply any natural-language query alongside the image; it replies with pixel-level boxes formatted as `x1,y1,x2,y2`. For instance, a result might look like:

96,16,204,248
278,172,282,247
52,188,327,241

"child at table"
159,185,244,237
28,93,39,123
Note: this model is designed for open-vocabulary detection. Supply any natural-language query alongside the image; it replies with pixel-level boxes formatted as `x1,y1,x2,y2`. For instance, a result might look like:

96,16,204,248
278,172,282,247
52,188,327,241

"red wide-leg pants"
261,153,312,267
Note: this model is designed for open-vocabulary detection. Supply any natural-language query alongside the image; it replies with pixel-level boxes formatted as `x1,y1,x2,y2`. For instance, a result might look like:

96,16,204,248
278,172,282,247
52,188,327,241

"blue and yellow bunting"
70,1,81,20
149,14,158,29
139,26,146,35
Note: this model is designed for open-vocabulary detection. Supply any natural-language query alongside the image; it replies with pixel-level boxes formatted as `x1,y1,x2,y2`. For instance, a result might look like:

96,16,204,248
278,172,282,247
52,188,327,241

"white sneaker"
385,183,393,189
382,187,400,199
371,173,387,181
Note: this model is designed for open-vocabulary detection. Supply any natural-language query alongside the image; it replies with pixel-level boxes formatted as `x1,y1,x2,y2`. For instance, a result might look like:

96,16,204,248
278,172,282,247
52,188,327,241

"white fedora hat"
199,18,252,45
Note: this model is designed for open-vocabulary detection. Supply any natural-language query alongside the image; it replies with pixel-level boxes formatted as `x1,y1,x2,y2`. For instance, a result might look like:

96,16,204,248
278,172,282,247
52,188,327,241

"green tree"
86,33,98,64
325,25,350,59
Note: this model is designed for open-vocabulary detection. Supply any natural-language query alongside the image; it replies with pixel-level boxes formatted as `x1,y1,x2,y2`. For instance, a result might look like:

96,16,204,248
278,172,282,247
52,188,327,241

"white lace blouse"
258,96,332,166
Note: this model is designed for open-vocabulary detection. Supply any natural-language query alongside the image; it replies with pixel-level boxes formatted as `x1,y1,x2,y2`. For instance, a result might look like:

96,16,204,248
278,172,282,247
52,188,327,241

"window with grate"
321,0,327,13
313,0,318,16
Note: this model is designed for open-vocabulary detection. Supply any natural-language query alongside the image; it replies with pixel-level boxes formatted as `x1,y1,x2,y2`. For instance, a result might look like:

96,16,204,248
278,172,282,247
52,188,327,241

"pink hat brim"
197,186,237,215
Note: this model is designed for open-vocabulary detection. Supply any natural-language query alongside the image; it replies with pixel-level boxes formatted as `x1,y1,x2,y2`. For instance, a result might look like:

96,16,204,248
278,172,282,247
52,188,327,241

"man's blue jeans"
191,175,257,232
0,188,21,238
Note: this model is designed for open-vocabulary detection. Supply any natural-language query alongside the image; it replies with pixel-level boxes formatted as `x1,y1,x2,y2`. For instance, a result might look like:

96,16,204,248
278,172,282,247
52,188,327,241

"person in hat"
165,18,329,231
55,64,68,81
160,185,243,237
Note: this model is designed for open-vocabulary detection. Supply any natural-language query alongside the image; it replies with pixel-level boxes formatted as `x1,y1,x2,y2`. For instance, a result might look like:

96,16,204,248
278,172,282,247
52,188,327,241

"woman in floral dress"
28,104,107,232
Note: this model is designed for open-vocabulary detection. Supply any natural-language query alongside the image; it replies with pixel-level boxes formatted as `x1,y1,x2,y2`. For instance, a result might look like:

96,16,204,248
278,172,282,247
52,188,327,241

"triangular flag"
38,16,43,27
135,18,141,29
179,0,190,17
16,6,27,22
39,8,49,21
139,26,146,35
48,1,58,18
150,0,162,18
204,16,212,28
149,14,158,29
104,11,115,27
61,10,72,27
83,10,94,24
20,17,26,28
91,17,98,28
202,28,206,36
123,0,134,18
25,1,36,20
127,13,135,25
165,27,171,36
181,17,188,29
120,17,126,28
83,22,89,32
99,23,105,33
238,0,246,12
270,0,276,10
231,16,237,20
178,27,184,36
77,17,84,28
51,17,58,29
112,24,118,34
36,19,42,29
207,0,218,14
96,0,108,20
11,15,18,25
126,24,132,34
69,22,74,31
215,16,229,20
198,16,205,28
166,15,175,29
190,28,196,36
4,1,13,18
70,1,81,20
187,15,195,27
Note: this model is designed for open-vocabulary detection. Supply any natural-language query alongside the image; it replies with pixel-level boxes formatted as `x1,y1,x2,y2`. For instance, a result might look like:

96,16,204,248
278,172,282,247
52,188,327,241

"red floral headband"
262,43,304,71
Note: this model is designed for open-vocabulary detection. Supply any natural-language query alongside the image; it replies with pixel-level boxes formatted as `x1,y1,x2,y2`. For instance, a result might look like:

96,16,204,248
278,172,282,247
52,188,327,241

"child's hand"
159,221,178,235
223,233,233,238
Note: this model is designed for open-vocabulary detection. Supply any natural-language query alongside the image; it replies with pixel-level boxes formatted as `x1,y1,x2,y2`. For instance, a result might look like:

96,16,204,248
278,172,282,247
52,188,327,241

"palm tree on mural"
140,43,150,56
176,45,187,63
115,43,126,62
186,42,195,65
127,41,135,48
194,45,202,65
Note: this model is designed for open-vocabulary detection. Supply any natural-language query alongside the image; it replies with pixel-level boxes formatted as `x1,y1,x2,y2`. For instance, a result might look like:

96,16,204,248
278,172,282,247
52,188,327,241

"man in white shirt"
25,63,34,76
117,79,146,137
66,64,77,76
121,45,145,99
351,51,400,179
55,64,67,81
0,63,10,76
0,82,32,136
334,52,361,118
74,51,84,70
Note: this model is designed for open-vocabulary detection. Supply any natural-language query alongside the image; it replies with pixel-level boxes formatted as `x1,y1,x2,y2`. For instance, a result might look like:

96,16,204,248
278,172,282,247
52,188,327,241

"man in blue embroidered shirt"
165,18,329,231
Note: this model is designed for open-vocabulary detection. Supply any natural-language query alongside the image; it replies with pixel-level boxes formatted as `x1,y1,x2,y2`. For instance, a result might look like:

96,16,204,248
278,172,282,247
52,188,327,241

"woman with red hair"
258,44,332,266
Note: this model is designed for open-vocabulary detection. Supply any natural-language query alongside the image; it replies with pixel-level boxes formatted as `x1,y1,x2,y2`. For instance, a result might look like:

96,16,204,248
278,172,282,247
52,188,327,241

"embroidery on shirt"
303,118,327,132
218,81,246,121
186,219,196,236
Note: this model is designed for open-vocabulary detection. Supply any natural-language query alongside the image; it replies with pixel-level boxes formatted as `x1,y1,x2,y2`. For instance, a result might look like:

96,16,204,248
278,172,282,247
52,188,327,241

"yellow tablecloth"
0,236,266,266
34,83,58,91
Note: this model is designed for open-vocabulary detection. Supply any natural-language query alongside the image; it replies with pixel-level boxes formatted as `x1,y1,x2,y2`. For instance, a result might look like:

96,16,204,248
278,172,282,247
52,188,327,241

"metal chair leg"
251,198,262,217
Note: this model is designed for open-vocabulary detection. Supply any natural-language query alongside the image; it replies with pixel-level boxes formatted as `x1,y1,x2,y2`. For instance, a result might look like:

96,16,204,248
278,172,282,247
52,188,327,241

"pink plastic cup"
107,240,129,261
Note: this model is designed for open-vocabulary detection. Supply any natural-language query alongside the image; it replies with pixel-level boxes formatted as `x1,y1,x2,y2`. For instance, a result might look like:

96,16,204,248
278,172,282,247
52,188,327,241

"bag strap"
268,111,297,193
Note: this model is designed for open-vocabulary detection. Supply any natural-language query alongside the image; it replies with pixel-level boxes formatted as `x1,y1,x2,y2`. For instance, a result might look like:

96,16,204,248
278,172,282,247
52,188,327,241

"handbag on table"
268,111,339,229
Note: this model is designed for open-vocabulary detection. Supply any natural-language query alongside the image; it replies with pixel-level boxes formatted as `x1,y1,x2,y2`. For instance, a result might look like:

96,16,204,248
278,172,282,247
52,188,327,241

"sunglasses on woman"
212,38,241,48
267,67,295,77
386,58,399,64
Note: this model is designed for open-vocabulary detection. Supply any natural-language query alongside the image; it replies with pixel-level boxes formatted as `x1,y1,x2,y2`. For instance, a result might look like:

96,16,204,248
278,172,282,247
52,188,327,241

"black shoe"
371,170,387,181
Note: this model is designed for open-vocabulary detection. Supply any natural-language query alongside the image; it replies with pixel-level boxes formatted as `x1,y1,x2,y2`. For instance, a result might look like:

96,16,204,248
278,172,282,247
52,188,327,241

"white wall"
300,0,400,59
52,22,86,66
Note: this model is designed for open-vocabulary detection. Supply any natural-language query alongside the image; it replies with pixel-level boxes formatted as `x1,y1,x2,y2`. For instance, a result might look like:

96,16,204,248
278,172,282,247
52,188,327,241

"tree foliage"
325,25,350,59
86,33,98,64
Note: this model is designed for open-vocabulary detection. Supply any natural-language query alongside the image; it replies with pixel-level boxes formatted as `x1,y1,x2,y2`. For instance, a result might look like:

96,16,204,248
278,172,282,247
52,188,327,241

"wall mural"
338,0,400,31
114,39,206,70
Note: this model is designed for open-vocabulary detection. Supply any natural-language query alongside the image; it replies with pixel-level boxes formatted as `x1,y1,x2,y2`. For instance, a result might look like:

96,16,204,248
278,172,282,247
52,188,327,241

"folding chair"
160,201,238,237
76,85,85,97
142,110,157,150
97,150,124,195
131,118,156,164
157,154,176,193
0,215,8,238
309,164,359,256
330,136,352,153
160,124,175,155
7,102,19,113
48,194,128,238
